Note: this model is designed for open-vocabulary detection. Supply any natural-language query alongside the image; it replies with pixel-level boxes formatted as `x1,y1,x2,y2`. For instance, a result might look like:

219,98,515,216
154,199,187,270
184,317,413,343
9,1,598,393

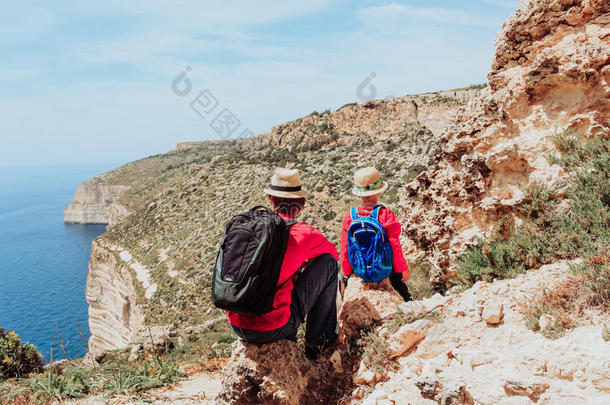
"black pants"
389,271,412,301
231,254,339,351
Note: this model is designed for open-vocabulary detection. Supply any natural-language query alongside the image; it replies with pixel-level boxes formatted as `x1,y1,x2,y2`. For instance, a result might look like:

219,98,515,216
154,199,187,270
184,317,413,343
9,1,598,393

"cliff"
86,239,144,359
63,181,129,224
63,145,228,224
399,0,610,284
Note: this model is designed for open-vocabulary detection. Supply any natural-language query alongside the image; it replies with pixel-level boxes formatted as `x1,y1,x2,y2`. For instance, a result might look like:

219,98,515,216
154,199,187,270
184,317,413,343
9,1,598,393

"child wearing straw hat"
339,167,412,301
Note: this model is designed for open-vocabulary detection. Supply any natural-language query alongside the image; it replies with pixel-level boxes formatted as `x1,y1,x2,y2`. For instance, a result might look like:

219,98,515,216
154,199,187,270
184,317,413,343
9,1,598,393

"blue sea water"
0,163,119,361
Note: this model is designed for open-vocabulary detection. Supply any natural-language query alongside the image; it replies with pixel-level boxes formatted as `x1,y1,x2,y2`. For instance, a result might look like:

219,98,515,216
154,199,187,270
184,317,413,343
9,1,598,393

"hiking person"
339,167,412,301
213,168,340,359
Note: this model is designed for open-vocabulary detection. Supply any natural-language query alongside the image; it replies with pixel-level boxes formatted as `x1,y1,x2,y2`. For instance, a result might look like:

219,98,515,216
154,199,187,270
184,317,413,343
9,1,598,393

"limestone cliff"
399,0,610,283
86,239,144,357
63,181,129,224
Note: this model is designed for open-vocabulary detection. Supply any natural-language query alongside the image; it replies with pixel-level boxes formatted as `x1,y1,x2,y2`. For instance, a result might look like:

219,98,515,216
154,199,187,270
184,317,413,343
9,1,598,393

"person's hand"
401,271,410,283
339,274,349,296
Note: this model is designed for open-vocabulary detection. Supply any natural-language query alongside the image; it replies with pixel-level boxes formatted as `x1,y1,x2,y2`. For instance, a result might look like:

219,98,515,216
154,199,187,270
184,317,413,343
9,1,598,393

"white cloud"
1,1,507,167
356,3,498,29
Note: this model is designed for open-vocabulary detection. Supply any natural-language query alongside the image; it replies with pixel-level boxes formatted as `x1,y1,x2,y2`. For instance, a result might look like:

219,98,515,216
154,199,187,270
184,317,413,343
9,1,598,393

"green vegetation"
354,324,391,374
0,329,42,381
457,132,609,288
0,322,236,404
102,123,437,328
455,131,609,338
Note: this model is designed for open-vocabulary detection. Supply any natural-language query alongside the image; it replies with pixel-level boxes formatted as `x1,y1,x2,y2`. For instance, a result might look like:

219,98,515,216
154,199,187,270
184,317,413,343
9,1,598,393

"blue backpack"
347,206,393,283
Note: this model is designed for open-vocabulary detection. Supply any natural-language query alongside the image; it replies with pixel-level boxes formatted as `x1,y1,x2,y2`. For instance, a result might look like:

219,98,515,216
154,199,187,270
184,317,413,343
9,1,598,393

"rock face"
64,181,130,224
86,239,144,358
271,89,481,147
399,0,610,283
176,141,207,151
217,340,326,405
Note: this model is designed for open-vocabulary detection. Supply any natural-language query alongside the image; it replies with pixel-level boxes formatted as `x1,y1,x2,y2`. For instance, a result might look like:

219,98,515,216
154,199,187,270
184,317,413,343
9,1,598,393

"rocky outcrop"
86,239,144,358
357,262,610,404
399,0,610,283
176,141,207,151
64,181,130,224
271,89,481,147
217,340,327,405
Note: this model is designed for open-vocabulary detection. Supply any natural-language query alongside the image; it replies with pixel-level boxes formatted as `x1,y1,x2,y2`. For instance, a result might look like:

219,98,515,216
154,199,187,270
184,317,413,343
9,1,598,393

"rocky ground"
65,260,609,404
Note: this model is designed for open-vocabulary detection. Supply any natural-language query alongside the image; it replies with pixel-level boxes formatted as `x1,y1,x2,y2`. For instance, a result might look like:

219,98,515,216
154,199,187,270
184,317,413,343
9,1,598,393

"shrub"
456,132,609,288
0,329,42,380
355,324,390,373
524,276,585,339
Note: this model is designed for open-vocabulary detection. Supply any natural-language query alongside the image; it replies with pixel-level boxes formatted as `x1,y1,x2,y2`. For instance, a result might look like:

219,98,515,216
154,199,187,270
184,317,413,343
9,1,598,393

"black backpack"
212,206,295,316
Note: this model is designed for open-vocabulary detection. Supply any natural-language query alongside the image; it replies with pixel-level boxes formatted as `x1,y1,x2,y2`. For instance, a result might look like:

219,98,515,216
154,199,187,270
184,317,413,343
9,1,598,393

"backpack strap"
370,205,383,220
350,207,360,220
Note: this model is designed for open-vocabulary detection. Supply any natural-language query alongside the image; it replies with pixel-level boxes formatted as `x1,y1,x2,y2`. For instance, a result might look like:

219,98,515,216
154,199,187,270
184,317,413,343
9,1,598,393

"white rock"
482,303,504,325
539,314,553,330
388,320,431,358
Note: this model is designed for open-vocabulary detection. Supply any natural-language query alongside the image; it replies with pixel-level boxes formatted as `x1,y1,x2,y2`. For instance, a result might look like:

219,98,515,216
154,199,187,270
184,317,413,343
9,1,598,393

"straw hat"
264,168,307,199
352,167,388,197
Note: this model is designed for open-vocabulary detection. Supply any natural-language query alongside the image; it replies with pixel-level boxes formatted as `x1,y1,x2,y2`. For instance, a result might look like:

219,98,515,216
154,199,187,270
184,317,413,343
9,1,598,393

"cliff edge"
63,179,129,224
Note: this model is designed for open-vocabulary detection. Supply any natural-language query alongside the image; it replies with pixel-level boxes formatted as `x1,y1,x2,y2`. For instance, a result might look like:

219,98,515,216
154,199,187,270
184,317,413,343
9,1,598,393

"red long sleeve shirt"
226,213,338,331
340,206,409,278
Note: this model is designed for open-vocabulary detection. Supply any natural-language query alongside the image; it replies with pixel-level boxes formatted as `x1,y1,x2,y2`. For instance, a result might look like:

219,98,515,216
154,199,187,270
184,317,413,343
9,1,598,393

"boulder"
353,361,387,387
339,277,401,335
217,340,326,405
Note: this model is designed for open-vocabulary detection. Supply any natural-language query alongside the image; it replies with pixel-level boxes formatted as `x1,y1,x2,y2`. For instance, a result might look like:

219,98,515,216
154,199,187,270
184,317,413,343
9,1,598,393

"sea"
0,163,119,361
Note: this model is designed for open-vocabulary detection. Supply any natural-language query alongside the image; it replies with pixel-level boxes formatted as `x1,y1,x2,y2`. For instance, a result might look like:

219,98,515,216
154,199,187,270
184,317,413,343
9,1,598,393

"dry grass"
524,269,607,339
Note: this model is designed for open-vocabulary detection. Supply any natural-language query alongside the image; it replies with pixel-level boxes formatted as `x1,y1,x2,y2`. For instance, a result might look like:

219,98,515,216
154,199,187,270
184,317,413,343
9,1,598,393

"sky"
0,0,519,169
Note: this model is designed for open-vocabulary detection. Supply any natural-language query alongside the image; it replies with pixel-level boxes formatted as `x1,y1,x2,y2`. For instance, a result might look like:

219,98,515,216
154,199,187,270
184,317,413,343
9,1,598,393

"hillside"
2,0,608,403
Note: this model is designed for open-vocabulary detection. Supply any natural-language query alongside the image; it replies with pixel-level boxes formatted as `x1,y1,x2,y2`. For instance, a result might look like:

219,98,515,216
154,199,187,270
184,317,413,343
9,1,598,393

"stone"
503,379,550,402
482,303,504,325
353,387,366,399
399,0,610,284
388,321,431,358
538,314,553,330
329,350,343,375
218,340,325,405
353,362,382,387
339,277,401,335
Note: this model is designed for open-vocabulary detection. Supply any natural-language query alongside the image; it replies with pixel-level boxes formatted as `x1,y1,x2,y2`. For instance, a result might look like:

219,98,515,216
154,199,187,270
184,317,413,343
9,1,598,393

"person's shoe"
305,345,320,360
305,333,339,360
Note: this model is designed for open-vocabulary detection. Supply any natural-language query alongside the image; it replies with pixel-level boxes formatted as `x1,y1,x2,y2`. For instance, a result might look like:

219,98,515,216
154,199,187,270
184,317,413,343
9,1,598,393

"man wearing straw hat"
226,168,340,359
